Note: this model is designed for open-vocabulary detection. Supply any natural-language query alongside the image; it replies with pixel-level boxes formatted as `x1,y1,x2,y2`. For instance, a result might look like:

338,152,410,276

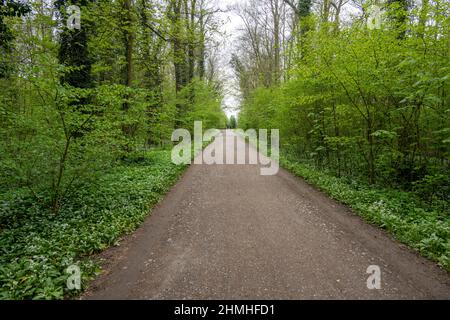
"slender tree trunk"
171,0,184,94
122,0,134,111
271,0,281,84
169,0,187,127
387,0,409,39
367,112,375,184
187,0,196,83
198,10,206,79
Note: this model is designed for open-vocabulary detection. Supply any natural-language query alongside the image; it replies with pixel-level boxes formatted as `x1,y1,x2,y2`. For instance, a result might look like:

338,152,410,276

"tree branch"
283,0,299,15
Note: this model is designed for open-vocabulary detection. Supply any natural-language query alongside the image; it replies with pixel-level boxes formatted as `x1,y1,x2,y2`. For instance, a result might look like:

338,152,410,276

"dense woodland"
0,0,226,213
235,0,449,203
233,0,449,273
0,0,449,299
0,0,226,299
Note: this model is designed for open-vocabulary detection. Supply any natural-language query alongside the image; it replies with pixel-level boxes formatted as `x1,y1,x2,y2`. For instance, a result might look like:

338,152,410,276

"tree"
0,0,226,215
236,0,450,192
0,0,31,78
228,115,237,129
56,0,93,88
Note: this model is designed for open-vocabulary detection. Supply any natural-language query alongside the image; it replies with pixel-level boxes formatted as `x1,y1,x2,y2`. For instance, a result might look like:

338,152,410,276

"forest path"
83,131,450,299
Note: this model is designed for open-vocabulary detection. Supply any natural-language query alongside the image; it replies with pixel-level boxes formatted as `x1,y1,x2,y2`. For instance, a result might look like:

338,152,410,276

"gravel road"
84,131,450,299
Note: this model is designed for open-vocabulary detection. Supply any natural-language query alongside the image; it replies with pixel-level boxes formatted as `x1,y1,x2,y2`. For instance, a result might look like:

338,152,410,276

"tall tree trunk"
57,0,93,89
322,0,331,23
0,1,30,79
187,0,196,84
137,0,164,146
198,9,206,80
271,0,281,84
387,0,409,39
122,0,134,111
418,0,429,38
170,0,185,94
169,0,187,127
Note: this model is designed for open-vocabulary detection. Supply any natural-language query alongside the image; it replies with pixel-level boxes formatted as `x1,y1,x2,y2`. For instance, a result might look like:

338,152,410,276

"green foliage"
0,0,226,214
176,79,228,131
237,1,450,269
0,0,31,77
227,115,237,129
0,150,187,299
413,173,450,208
239,1,450,193
0,0,226,300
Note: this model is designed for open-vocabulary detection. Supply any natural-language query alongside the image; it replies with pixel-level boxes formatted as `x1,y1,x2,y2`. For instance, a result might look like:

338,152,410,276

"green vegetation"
0,0,225,299
235,0,449,269
227,115,237,129
0,150,186,299
1,0,449,300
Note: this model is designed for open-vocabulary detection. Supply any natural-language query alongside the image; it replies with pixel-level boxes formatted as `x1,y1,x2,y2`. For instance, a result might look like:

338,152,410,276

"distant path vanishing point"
84,130,450,299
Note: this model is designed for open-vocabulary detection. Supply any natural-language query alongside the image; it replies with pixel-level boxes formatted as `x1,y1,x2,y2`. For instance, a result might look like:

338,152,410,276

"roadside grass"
0,149,188,300
280,156,450,273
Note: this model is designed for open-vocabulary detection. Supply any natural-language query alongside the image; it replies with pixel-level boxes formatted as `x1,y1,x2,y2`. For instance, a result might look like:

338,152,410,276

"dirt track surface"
84,131,450,299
